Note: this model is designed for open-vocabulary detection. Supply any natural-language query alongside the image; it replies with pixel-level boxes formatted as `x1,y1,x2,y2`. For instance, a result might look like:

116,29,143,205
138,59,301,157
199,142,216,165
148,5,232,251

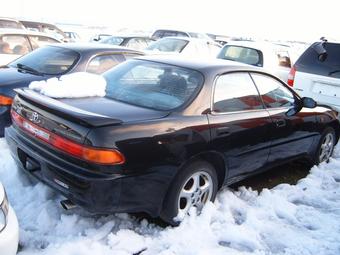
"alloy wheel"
178,171,213,216
319,132,335,163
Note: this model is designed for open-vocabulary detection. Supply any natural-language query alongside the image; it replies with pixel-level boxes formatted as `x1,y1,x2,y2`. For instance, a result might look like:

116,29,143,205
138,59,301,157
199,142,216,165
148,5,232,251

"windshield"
103,59,204,111
100,36,124,45
218,45,263,67
9,46,80,75
0,20,24,29
146,38,189,53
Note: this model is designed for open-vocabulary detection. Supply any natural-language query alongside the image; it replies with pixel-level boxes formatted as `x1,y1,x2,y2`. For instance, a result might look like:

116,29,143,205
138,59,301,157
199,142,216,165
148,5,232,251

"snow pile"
1,137,340,254
29,72,106,98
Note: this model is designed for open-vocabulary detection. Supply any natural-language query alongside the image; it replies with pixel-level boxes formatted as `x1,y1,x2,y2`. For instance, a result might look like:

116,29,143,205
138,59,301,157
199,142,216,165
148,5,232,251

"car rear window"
217,45,263,67
9,45,79,75
146,38,189,53
0,20,24,29
295,42,340,78
152,30,189,39
100,36,124,45
104,59,204,111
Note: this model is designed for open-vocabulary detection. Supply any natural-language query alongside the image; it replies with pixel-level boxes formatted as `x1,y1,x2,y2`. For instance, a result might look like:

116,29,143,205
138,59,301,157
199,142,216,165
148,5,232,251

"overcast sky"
2,0,339,42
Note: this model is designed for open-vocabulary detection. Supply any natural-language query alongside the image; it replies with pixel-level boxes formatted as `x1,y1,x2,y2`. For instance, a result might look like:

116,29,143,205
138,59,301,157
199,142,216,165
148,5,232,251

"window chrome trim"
210,71,267,116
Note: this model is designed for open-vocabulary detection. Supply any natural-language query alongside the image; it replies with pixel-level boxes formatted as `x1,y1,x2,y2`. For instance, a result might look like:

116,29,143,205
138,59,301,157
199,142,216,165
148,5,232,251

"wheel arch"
180,150,227,189
328,120,340,144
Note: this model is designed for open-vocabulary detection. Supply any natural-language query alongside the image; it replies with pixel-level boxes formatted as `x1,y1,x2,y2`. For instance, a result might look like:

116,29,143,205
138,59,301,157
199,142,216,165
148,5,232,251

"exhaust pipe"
60,199,77,210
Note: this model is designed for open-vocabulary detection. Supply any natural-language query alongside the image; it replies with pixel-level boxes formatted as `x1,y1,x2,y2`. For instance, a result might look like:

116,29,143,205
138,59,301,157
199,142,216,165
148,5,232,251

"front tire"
160,160,218,225
314,127,336,164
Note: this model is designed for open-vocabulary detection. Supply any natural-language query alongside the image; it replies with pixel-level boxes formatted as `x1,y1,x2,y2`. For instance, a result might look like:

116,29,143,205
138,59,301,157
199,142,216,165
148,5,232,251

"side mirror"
302,97,317,108
286,97,317,117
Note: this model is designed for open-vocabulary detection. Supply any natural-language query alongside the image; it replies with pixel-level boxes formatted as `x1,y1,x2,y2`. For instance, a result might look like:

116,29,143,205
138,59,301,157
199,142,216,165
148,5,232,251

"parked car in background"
0,182,19,255
151,29,212,41
217,41,293,81
5,55,339,225
100,35,155,50
288,40,340,111
0,43,143,136
20,20,68,42
0,17,25,29
20,20,67,41
64,31,81,42
0,29,61,65
90,34,112,42
145,37,221,58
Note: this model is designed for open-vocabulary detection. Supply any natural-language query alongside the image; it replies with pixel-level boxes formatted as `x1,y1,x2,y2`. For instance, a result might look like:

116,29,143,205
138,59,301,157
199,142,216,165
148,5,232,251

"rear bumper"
5,126,172,217
0,206,19,255
0,106,11,137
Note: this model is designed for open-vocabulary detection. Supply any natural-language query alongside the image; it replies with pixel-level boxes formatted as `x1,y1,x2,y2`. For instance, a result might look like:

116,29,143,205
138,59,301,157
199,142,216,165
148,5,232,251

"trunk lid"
12,88,169,144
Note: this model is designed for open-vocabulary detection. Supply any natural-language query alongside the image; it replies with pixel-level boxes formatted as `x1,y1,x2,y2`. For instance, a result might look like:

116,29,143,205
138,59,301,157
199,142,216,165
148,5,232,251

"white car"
217,41,293,82
0,29,61,66
288,40,340,111
0,182,19,255
151,29,213,41
145,37,221,59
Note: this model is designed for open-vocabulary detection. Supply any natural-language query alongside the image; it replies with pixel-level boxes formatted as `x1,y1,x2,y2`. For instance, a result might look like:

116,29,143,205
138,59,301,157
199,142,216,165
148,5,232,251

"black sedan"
0,43,143,136
5,56,339,224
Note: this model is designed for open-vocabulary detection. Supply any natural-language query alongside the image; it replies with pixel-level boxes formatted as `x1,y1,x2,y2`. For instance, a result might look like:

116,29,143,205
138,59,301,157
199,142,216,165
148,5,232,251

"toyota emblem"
30,112,41,124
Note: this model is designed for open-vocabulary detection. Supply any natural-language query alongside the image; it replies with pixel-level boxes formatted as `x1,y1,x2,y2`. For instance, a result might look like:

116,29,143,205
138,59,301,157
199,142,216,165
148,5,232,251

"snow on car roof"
225,40,290,52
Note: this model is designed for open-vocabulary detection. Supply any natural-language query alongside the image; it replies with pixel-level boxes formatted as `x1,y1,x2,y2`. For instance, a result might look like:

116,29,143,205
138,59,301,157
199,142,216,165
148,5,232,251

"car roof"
19,20,59,27
157,36,213,43
106,35,153,39
0,28,62,40
0,17,22,22
45,43,145,54
225,40,290,51
135,54,262,74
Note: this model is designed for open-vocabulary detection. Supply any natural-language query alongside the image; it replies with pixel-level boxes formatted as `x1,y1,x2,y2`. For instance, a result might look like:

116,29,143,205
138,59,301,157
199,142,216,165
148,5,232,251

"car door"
250,72,318,163
208,72,272,180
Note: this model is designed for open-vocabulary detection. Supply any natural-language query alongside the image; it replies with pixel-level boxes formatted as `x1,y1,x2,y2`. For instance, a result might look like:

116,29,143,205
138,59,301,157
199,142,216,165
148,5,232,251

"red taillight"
11,110,125,165
0,95,13,106
287,65,296,87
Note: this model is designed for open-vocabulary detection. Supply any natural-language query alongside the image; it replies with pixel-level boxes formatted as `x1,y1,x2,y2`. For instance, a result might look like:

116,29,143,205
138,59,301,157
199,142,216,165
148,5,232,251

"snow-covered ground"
1,137,340,255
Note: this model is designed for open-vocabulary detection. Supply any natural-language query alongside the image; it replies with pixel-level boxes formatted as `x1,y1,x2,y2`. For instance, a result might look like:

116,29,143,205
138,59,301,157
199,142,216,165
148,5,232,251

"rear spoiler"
14,88,122,127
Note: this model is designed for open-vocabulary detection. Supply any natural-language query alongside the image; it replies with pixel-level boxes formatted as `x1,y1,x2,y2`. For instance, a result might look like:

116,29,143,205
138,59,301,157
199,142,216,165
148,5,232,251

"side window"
28,36,59,49
213,72,263,113
86,54,125,74
0,35,31,55
251,73,295,108
276,50,291,68
152,30,163,39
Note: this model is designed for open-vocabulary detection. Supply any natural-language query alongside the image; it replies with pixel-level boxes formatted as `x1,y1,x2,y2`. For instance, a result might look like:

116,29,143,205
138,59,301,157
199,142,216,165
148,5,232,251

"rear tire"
314,127,336,165
160,160,218,225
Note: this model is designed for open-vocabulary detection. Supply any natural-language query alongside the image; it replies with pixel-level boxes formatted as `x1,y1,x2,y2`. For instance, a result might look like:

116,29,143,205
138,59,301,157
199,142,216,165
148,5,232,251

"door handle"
216,126,230,136
275,119,286,128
